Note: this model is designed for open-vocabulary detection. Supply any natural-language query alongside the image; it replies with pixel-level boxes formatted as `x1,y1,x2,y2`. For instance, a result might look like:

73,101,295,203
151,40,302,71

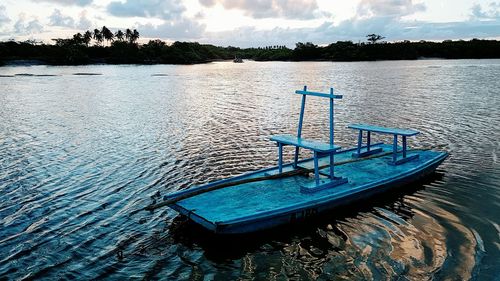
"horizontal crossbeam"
295,90,343,99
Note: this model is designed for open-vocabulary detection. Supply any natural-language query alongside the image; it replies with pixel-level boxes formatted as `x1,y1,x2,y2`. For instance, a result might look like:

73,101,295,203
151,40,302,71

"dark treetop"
1,28,500,65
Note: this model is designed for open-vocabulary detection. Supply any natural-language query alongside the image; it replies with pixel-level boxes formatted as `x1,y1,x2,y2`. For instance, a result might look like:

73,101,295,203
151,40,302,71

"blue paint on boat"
164,87,448,234
169,144,447,234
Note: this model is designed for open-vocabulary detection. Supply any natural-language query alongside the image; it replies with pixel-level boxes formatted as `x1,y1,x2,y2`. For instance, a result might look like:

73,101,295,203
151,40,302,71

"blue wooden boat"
153,86,448,234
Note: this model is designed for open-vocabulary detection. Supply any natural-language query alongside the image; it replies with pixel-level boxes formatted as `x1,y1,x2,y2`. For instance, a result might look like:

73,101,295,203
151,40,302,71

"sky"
0,0,499,47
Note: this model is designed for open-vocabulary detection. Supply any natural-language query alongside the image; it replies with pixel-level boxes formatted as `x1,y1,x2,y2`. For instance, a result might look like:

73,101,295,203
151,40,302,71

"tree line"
1,30,500,65
53,26,140,47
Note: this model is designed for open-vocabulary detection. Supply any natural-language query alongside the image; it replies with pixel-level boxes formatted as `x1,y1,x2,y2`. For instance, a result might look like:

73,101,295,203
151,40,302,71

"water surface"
1,60,499,280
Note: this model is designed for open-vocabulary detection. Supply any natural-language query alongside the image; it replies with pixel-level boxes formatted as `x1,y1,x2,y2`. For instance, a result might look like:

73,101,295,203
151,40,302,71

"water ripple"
0,60,499,279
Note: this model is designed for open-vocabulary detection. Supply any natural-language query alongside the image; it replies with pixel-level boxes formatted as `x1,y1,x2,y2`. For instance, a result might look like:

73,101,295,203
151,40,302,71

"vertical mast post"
294,85,307,167
329,87,335,179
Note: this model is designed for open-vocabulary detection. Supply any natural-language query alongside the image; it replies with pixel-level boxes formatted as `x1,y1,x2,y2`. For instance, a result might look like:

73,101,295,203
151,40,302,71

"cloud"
49,9,75,27
324,15,500,43
30,0,92,6
198,0,429,46
199,0,216,7
107,0,185,20
201,23,344,47
199,0,320,19
139,17,206,40
203,26,305,47
48,8,92,29
14,13,43,35
106,0,203,41
129,0,499,47
471,2,500,20
3,0,499,46
0,5,10,26
200,14,500,48
76,10,92,29
356,0,426,18
330,1,498,42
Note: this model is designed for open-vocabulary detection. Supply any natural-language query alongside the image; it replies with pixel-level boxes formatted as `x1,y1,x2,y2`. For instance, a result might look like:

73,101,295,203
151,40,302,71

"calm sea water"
0,60,499,280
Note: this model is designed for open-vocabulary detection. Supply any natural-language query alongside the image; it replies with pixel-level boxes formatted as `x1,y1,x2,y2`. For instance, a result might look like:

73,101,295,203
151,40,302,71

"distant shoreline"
1,39,500,66
2,57,499,68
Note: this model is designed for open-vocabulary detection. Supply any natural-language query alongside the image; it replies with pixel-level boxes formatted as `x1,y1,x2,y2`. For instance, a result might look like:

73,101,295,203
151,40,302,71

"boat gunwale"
165,142,385,201
167,143,386,232
169,204,218,231
215,151,448,227
169,145,447,232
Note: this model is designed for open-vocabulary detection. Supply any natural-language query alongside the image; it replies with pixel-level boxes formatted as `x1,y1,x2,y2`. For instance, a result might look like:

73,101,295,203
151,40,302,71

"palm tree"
72,33,84,45
131,29,139,44
93,28,103,46
83,30,92,47
101,26,114,46
125,28,132,43
115,30,124,41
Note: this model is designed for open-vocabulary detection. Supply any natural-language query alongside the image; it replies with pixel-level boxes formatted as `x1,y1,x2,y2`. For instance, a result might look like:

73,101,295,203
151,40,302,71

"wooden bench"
347,124,420,165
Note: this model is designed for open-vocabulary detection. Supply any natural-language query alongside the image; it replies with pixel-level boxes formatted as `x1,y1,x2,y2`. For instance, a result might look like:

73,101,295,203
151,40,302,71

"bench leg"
329,152,334,179
393,134,398,163
402,136,407,158
389,135,419,165
353,130,382,158
293,147,299,168
357,130,363,155
367,131,371,152
278,143,283,174
301,151,348,193
314,151,319,186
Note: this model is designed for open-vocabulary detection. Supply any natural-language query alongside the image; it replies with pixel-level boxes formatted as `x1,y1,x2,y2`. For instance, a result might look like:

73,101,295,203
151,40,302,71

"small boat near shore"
233,57,243,63
152,86,448,234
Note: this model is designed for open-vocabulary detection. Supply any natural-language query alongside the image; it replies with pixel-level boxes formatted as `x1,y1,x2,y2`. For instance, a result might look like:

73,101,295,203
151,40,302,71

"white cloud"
107,0,186,20
31,0,93,7
49,9,75,27
199,0,321,20
14,13,43,35
76,10,92,29
139,17,206,40
471,2,500,20
0,5,10,27
356,0,426,18
2,0,500,46
48,8,92,30
199,0,215,7
202,24,330,47
200,7,500,47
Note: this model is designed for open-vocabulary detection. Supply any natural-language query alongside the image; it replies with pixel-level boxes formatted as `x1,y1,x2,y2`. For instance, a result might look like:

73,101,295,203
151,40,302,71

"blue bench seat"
270,134,347,193
348,123,420,165
348,124,419,136
270,135,341,153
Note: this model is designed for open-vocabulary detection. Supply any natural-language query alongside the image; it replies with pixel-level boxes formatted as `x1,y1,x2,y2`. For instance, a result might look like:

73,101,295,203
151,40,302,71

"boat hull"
168,144,448,234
